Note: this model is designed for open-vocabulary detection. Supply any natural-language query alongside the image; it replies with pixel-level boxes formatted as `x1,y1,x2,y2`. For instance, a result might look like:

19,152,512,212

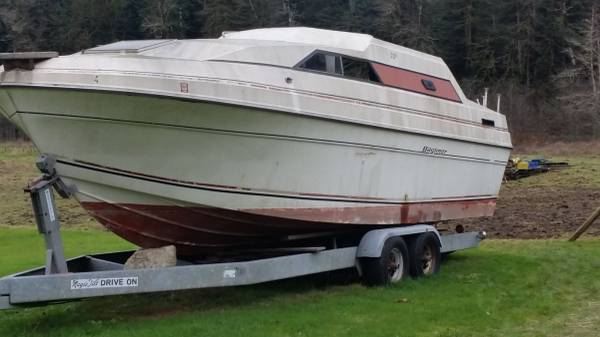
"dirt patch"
0,145,101,229
513,140,600,156
442,186,600,239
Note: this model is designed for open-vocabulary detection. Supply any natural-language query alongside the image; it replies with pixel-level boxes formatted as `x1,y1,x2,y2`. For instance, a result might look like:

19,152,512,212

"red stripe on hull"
81,198,495,255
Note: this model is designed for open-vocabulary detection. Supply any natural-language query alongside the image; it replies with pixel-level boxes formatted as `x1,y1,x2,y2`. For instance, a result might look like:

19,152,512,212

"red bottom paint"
81,198,496,255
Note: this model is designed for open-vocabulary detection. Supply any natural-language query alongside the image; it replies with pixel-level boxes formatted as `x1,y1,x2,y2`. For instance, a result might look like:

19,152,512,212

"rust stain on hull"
245,198,496,224
82,198,496,254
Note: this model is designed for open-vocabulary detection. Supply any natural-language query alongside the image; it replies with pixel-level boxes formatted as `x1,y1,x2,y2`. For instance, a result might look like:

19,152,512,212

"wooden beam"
569,206,600,241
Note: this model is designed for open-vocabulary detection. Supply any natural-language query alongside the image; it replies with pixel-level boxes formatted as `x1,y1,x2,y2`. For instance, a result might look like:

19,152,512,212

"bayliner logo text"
70,277,139,290
422,146,447,156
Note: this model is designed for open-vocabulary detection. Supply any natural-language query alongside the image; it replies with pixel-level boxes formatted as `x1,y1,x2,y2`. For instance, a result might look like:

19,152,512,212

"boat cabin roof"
82,27,454,85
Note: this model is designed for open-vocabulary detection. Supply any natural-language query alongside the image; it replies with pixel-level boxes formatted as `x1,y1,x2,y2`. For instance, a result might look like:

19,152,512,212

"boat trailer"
0,157,486,310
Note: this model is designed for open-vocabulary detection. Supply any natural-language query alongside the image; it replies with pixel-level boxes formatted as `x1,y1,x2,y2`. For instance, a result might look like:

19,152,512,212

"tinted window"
298,52,380,83
482,118,495,127
342,57,380,82
301,53,327,72
299,53,342,75
335,56,342,74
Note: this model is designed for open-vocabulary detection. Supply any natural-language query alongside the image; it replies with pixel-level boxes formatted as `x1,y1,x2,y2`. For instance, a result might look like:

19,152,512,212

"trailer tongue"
0,156,486,310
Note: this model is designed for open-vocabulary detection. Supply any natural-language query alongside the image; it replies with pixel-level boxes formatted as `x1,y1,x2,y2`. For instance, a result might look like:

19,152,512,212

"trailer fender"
356,225,441,258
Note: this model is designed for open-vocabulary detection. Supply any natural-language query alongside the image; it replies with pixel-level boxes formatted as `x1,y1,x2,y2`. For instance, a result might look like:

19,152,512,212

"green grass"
0,228,599,337
506,155,600,189
2,143,599,336
0,227,134,276
0,143,99,229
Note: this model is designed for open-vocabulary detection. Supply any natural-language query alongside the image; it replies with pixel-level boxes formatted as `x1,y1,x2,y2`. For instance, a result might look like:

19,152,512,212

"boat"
0,27,512,255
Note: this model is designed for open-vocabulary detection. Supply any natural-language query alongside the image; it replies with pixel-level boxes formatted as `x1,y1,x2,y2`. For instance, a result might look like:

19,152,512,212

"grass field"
1,142,600,336
0,228,599,337
505,155,600,188
0,143,100,229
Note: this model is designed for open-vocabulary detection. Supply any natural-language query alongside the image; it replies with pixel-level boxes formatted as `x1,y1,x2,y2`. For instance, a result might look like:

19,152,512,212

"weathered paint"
81,198,495,254
0,28,512,254
245,198,496,224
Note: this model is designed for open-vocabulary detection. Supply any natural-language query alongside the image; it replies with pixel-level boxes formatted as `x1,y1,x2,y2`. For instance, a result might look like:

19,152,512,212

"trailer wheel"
408,232,441,277
361,237,409,286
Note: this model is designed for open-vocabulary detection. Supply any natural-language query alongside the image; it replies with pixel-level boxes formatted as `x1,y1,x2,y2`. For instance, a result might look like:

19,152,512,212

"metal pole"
496,94,502,113
483,88,489,107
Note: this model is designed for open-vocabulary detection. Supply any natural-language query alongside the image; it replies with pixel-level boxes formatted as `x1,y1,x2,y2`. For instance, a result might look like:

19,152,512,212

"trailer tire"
361,237,409,286
408,232,441,277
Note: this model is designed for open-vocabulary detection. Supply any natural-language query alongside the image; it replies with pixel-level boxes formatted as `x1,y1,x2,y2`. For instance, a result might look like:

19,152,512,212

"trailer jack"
26,155,72,274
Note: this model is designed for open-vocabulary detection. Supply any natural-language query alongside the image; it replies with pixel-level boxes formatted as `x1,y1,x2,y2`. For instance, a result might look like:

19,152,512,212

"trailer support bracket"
26,155,71,275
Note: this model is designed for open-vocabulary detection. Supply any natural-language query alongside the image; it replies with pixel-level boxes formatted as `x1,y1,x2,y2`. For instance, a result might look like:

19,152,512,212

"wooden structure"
569,206,600,241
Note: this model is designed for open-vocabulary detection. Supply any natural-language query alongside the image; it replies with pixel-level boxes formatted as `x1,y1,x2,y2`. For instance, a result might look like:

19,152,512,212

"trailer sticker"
70,277,139,290
45,189,55,222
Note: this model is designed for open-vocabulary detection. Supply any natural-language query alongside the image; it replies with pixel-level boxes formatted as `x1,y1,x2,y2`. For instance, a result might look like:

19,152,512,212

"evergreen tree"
0,17,9,52
0,0,599,140
201,0,287,38
373,0,434,53
176,0,203,38
118,0,146,40
430,0,472,80
200,0,235,37
295,0,350,31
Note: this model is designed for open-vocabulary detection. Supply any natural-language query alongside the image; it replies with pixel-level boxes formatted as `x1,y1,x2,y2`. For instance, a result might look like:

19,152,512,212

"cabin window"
297,52,381,83
421,79,437,91
299,53,342,75
482,119,495,127
341,57,380,82
334,56,342,74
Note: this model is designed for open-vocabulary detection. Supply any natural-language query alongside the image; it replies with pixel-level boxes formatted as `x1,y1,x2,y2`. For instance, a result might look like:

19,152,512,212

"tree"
201,0,288,38
142,0,179,38
200,0,235,37
0,0,599,140
0,15,9,52
118,0,146,40
430,0,474,80
581,3,600,94
373,0,434,53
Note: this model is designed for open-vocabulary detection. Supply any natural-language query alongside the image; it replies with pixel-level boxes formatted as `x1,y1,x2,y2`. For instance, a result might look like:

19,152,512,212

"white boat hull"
1,86,508,253
0,28,512,253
